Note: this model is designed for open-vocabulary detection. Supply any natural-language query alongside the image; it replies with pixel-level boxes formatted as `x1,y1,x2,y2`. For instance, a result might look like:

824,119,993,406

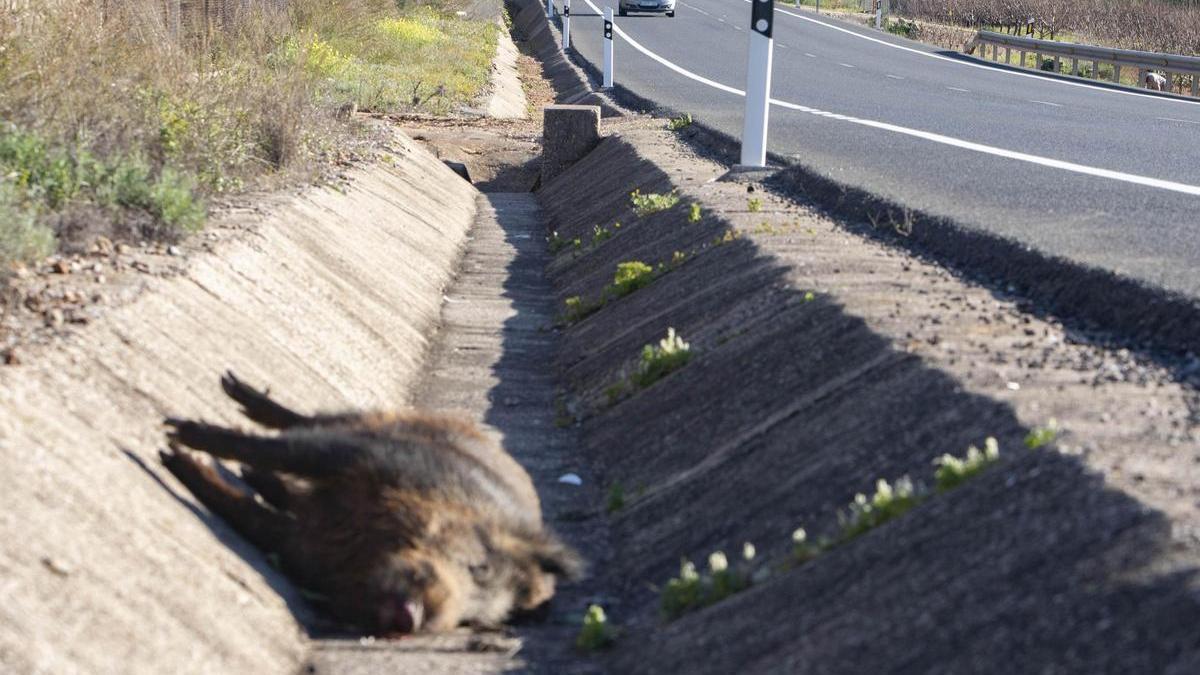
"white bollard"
603,8,615,89
547,0,553,19
562,0,571,50
741,0,775,167
874,0,882,29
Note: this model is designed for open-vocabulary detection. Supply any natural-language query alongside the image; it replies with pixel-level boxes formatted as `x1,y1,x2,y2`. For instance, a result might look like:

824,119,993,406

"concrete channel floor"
307,193,605,673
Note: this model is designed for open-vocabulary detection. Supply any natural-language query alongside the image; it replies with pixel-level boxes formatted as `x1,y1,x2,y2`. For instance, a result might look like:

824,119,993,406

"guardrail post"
562,0,571,50
1071,58,1078,76
603,8,614,89
547,0,553,19
874,0,882,29
1112,64,1121,83
1192,75,1198,97
741,0,775,167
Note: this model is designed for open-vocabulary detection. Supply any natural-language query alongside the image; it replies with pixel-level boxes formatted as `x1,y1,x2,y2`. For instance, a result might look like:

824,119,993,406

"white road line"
947,86,969,92
753,0,1200,108
1030,99,1062,107
580,0,1200,197
886,74,905,80
839,62,856,68
1158,116,1200,125
804,52,817,58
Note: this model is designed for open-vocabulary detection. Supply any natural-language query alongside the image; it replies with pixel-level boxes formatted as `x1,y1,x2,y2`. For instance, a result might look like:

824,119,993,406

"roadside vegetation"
0,0,497,273
658,434,1028,621
892,0,1200,55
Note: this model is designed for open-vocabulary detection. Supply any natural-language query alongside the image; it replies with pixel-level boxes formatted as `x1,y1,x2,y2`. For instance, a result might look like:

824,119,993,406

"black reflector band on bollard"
751,0,773,38
564,4,570,15
604,20,612,39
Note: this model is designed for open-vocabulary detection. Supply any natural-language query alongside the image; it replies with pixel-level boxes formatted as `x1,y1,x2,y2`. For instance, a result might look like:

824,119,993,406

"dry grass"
0,0,497,271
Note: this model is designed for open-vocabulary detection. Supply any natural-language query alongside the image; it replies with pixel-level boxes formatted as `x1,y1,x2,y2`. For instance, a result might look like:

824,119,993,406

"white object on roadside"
557,473,583,486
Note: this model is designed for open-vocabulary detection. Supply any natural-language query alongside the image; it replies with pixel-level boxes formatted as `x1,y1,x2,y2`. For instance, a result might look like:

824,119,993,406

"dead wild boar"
160,371,581,636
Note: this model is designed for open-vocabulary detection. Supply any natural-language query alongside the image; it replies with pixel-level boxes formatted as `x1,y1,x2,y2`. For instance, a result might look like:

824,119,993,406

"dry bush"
0,0,496,271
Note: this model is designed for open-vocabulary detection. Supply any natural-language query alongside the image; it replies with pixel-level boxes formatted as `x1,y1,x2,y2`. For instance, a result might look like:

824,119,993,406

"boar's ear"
532,533,585,580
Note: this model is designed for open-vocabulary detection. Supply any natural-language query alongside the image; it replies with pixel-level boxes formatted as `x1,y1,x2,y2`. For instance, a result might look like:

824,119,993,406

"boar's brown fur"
160,371,581,635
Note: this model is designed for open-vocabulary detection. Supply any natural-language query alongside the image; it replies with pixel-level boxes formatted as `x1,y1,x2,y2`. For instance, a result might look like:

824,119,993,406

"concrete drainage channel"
5,0,1199,670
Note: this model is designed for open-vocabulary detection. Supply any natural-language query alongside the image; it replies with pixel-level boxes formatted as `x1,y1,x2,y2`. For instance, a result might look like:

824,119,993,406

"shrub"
576,604,616,650
934,437,1000,492
0,183,55,271
635,327,692,388
747,197,762,213
630,189,680,217
688,202,702,223
563,295,598,324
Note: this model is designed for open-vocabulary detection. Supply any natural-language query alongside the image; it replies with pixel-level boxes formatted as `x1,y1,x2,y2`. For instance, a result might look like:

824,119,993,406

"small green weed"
747,197,762,213
548,230,568,253
839,476,923,541
791,527,822,565
563,295,599,324
670,250,687,268
688,203,702,223
603,380,628,406
934,438,1000,493
592,224,613,246
635,327,692,388
607,483,626,513
1024,419,1059,449
630,189,680,217
608,261,655,299
667,113,693,131
661,545,756,620
803,291,816,302
576,604,616,650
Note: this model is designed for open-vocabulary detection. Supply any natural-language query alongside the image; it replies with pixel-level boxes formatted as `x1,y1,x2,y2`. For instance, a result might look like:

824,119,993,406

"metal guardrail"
965,30,1200,96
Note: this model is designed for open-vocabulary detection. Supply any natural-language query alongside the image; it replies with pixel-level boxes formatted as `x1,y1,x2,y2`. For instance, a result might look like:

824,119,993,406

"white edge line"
761,0,1200,108
585,0,1200,197
1030,99,1063,107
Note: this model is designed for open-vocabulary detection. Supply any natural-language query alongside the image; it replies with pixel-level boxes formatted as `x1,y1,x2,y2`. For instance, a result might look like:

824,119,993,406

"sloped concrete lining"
537,121,1200,673
484,27,529,118
0,131,478,674
508,0,623,115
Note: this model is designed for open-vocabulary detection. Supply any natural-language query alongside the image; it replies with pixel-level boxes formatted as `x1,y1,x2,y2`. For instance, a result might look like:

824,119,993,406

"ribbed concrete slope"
0,130,478,674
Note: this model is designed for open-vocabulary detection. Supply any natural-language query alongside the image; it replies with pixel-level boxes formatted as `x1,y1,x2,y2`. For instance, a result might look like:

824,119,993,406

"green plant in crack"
607,261,655,299
688,202,702,223
635,327,692,388
576,604,616,650
1024,419,1059,449
630,189,679,217
667,113,693,131
934,437,1000,493
591,223,613,246
660,544,757,620
839,475,923,541
607,482,626,513
747,197,762,213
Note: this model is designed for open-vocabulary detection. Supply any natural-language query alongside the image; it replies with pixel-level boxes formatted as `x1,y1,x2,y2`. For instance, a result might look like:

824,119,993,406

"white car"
618,0,675,17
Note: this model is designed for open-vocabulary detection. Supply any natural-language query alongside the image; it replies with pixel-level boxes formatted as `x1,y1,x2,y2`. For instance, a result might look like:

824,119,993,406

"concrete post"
542,105,601,184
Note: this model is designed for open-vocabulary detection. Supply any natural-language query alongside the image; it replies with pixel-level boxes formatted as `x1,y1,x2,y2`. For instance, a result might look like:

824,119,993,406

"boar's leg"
160,446,293,554
240,467,293,511
165,418,360,475
221,371,362,430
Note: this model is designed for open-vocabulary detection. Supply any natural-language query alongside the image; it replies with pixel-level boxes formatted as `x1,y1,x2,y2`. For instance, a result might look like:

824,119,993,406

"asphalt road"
558,0,1200,299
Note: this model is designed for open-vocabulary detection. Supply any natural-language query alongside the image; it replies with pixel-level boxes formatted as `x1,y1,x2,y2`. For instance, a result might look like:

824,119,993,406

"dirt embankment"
0,130,478,674
537,119,1200,673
